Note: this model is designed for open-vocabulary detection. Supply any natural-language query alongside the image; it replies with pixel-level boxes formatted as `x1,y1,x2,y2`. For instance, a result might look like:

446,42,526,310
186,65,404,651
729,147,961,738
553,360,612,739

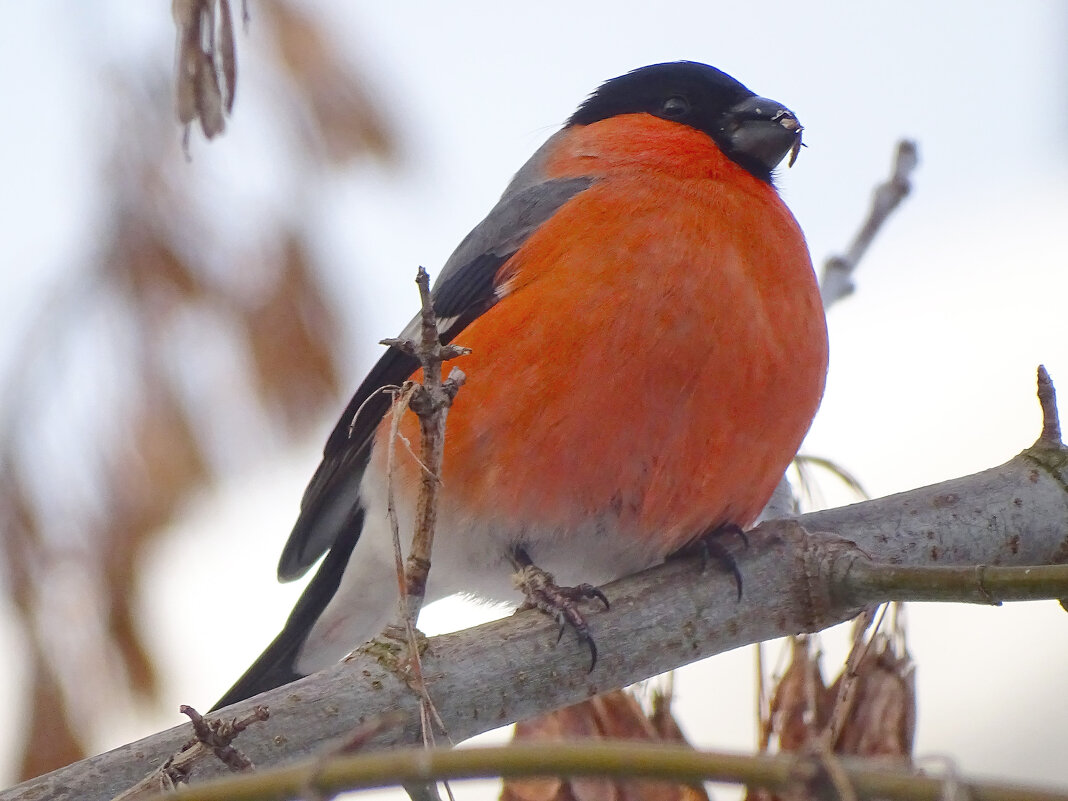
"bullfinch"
213,61,828,710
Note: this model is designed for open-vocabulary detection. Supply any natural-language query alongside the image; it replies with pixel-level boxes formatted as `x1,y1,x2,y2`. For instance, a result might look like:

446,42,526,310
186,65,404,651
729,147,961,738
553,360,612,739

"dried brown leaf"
503,691,708,801
571,772,617,801
765,637,832,752
195,50,226,138
500,769,567,801
108,384,209,539
748,625,914,801
172,0,201,125
171,0,200,28
0,475,42,610
98,385,208,695
17,650,86,780
505,705,602,801
172,0,237,139
559,703,616,801
828,638,915,761
648,689,685,743
136,387,209,500
590,692,658,740
244,234,343,430
110,221,205,303
216,0,237,113
105,581,159,697
263,3,396,163
645,689,716,801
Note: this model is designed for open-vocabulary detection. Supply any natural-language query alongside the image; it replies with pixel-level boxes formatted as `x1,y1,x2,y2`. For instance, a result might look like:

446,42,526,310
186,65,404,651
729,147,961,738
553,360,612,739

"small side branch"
110,705,267,800
379,267,469,639
380,267,468,758
1036,365,1062,447
820,140,919,309
836,561,1068,606
135,741,1068,801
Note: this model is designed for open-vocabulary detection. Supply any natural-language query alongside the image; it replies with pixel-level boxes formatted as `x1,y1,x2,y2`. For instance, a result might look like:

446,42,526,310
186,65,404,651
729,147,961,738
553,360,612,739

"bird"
213,61,828,710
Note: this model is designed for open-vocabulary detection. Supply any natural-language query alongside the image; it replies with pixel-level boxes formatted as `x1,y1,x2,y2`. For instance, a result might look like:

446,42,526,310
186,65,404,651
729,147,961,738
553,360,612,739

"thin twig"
1036,366,1062,447
347,384,403,439
755,643,768,751
839,562,1068,605
386,383,416,627
110,705,267,800
820,140,919,309
135,741,1068,801
382,376,443,753
390,268,469,622
380,268,469,797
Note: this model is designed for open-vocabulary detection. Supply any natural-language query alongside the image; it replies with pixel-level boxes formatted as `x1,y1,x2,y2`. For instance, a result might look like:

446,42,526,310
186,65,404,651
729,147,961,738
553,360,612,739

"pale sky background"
1,1,1067,796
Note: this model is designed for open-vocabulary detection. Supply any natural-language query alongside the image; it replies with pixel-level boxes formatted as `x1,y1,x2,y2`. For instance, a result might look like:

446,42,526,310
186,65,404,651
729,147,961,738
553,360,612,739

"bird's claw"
670,523,748,601
513,565,608,672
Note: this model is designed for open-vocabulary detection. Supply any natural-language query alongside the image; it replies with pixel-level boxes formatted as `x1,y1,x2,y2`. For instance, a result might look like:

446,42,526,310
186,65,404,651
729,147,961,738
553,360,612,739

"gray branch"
4,427,1065,801
820,140,919,308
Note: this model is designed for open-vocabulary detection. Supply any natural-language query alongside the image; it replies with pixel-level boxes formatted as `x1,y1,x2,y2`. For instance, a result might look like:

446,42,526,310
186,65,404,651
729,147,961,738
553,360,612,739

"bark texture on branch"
4,439,1066,801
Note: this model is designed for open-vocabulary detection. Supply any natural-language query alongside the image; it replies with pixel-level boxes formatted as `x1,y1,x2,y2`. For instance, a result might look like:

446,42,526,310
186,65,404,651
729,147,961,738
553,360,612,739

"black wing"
277,174,594,581
212,168,593,709
210,512,363,710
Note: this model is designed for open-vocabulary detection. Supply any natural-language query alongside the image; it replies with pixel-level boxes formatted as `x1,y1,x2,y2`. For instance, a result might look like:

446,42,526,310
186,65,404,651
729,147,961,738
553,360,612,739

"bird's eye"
661,96,690,117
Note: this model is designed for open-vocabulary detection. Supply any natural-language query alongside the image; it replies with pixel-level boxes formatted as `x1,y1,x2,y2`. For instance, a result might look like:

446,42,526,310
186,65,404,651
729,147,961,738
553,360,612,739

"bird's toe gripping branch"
669,523,749,601
510,547,610,672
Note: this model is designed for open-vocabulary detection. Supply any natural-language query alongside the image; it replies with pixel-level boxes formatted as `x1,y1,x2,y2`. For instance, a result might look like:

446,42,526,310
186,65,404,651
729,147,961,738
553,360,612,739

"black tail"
210,515,363,711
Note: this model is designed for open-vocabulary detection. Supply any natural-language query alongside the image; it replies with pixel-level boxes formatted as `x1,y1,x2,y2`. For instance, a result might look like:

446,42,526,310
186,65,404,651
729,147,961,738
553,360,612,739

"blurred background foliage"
0,1,399,779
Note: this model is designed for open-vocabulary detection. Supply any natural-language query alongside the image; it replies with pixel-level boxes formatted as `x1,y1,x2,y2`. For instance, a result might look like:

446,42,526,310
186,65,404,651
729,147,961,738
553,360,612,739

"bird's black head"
568,61,802,183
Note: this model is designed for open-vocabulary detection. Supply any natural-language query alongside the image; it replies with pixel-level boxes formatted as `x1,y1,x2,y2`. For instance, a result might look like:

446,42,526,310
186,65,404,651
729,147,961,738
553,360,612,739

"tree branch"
2,372,1061,801
820,139,919,308
7,410,1066,801
109,706,269,800
380,266,469,633
150,742,1068,801
1037,364,1062,447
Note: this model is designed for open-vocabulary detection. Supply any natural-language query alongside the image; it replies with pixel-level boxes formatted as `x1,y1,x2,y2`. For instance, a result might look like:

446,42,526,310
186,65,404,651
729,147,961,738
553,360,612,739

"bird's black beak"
724,95,803,173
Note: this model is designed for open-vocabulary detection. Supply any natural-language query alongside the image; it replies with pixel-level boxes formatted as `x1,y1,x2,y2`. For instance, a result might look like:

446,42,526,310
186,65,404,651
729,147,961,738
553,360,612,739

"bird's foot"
670,523,748,601
511,548,609,672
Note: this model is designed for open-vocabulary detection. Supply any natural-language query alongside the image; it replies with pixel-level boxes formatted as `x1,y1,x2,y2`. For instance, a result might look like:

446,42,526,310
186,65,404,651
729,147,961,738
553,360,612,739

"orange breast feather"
383,115,828,555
